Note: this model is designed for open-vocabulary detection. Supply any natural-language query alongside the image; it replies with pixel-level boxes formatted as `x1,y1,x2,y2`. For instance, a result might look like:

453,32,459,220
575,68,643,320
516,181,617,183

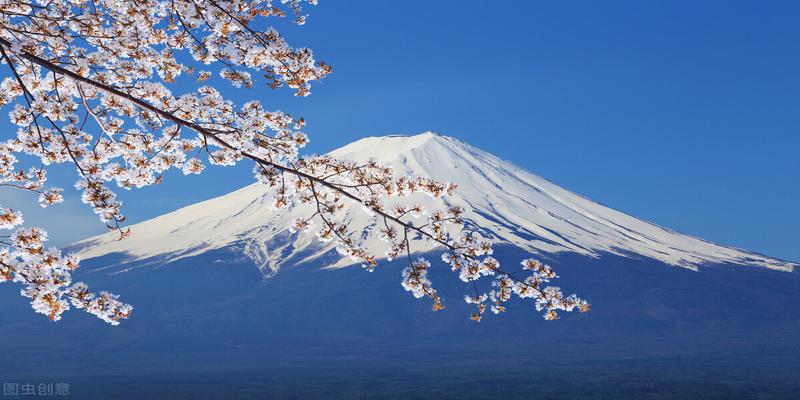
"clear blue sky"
2,0,798,261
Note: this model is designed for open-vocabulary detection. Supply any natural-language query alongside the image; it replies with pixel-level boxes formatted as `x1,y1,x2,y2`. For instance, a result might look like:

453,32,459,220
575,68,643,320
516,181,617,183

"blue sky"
2,0,798,261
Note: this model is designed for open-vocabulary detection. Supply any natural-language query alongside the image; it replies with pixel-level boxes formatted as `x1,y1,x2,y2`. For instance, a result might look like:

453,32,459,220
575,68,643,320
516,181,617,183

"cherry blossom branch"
0,0,589,323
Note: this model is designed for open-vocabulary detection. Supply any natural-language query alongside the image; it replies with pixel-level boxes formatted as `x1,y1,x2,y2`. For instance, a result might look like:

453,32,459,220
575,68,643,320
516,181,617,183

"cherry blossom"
0,0,588,324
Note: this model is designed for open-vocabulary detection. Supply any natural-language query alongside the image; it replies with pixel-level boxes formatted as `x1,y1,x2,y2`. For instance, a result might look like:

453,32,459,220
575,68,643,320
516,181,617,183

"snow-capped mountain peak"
73,132,797,274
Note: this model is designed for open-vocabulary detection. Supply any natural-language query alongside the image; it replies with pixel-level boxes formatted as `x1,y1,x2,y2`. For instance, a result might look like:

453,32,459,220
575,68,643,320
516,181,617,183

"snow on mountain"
73,132,797,274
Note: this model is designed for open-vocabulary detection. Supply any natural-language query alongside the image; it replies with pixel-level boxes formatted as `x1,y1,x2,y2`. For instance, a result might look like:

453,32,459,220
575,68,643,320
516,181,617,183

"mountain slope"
73,132,796,273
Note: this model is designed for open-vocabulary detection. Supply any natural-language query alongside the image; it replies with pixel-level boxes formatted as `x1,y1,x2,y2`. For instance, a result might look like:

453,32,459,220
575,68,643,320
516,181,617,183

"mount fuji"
2,133,798,399
73,132,795,274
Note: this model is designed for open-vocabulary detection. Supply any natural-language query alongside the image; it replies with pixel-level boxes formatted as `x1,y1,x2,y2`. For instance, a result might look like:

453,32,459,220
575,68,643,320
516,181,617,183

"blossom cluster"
0,132,132,324
0,223,132,325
